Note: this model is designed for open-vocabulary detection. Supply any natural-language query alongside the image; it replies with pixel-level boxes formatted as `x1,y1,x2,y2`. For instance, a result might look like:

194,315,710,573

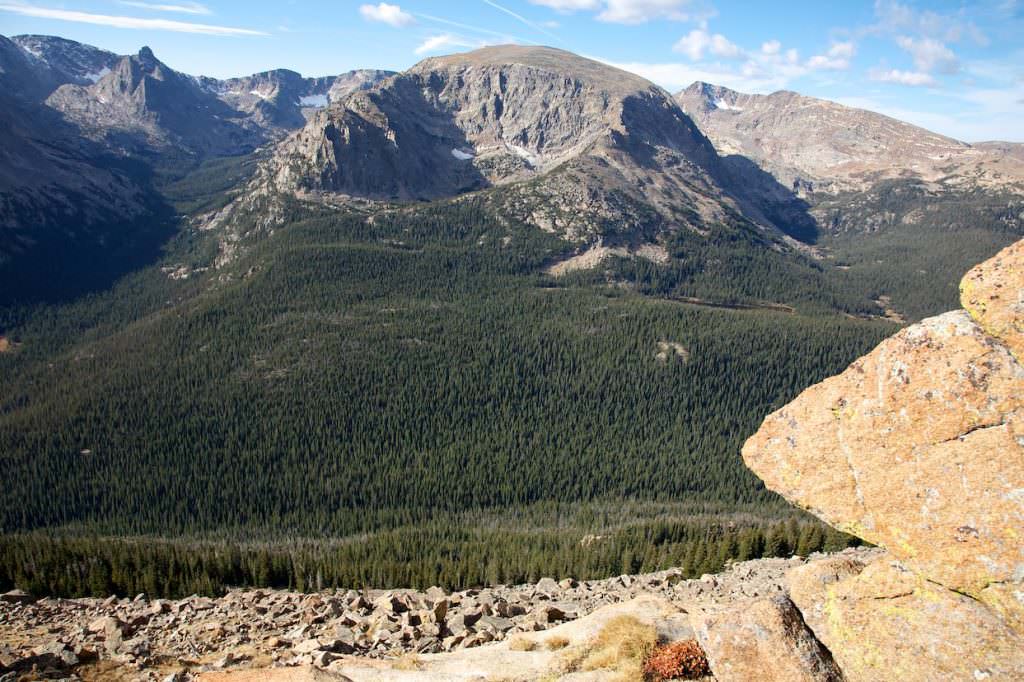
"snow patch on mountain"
713,99,743,111
299,94,329,107
84,67,110,83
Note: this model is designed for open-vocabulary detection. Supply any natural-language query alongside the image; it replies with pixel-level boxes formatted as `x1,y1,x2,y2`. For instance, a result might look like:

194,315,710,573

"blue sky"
1,0,1022,141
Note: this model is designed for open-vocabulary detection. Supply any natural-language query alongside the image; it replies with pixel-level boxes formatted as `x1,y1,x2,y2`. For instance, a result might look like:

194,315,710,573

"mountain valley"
0,32,1022,679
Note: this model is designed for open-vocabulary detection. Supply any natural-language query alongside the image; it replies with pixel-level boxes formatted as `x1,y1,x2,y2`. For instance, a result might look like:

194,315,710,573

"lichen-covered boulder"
788,553,1024,681
742,308,1024,603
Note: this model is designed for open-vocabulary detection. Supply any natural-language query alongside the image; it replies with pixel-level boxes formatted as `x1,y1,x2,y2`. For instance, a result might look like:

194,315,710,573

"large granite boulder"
742,244,1024,608
738,238,1024,680
691,594,842,682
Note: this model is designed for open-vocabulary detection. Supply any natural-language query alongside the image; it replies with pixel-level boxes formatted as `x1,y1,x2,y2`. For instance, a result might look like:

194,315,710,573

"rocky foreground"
0,549,872,681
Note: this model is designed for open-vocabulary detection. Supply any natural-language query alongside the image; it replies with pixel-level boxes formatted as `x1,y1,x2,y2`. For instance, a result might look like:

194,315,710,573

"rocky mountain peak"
266,45,738,233
10,34,120,88
45,44,257,156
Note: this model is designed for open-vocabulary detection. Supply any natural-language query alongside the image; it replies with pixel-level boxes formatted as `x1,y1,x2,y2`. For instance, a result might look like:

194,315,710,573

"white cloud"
599,55,800,95
414,33,481,55
895,36,958,74
598,0,695,24
359,2,414,28
529,0,712,24
807,41,856,71
760,40,781,56
117,1,210,14
0,3,264,35
869,68,935,86
528,0,600,11
673,28,742,61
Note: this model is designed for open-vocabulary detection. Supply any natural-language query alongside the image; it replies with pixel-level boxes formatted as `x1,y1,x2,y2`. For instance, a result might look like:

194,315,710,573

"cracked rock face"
743,238,1024,643
961,238,1024,363
788,554,1024,681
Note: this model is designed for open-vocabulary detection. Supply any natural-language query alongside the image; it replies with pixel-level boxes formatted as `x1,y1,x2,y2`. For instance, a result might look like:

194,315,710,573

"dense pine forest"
1,156,1019,598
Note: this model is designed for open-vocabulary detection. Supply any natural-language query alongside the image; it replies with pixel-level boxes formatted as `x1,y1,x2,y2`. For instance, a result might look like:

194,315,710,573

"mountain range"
2,34,1022,284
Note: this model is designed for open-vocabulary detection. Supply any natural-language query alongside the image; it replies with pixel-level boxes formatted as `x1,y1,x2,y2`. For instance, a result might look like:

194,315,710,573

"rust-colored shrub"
643,639,710,680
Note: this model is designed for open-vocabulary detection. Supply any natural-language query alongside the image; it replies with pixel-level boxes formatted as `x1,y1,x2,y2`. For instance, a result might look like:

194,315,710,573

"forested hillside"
0,178,900,596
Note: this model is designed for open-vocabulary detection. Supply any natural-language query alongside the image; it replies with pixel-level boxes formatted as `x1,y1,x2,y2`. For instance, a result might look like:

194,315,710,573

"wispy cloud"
806,41,855,70
871,0,988,45
657,25,855,94
481,0,562,44
117,1,210,15
0,3,265,35
895,35,958,74
869,68,935,86
416,12,530,44
529,0,711,25
529,0,600,11
359,2,414,28
414,33,483,55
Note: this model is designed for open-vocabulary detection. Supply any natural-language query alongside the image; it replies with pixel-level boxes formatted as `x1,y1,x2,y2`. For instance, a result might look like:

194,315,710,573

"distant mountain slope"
0,36,151,274
260,45,813,251
207,68,393,130
11,33,392,139
676,81,1024,195
46,46,263,157
11,34,121,87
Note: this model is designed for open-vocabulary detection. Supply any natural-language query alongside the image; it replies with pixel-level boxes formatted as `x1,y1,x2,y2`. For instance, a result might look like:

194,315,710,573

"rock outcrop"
789,554,1024,681
742,238,1024,678
0,550,870,680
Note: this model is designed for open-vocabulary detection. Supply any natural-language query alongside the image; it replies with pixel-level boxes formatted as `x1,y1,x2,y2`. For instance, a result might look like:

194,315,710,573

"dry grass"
546,615,656,681
544,635,570,650
507,635,537,652
393,653,423,671
583,615,657,669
